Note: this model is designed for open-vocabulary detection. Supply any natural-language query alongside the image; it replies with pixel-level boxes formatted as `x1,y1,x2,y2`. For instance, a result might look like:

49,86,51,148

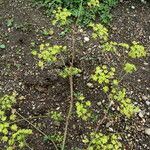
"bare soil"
0,0,150,150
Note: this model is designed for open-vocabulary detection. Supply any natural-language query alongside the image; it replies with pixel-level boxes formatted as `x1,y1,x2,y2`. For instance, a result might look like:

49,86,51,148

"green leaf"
31,50,37,56
124,63,136,73
0,44,6,49
11,124,18,131
2,136,8,142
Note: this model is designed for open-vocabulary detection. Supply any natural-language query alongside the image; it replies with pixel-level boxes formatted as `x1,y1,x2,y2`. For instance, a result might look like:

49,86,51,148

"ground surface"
0,0,150,150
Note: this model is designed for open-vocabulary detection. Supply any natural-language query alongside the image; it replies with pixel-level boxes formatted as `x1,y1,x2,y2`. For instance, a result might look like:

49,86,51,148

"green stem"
15,111,59,150
11,115,48,124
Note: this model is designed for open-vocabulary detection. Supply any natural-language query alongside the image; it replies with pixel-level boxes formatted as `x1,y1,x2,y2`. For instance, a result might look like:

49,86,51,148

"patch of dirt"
0,0,150,150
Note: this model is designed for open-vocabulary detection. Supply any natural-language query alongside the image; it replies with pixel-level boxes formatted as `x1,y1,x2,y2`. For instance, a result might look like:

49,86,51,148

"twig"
86,99,113,150
61,26,76,150
6,115,48,124
25,141,34,150
15,111,59,150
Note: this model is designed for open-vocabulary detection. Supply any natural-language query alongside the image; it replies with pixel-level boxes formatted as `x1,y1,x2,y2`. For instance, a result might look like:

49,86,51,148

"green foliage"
91,64,139,118
6,18,14,27
89,23,109,41
111,88,140,117
59,67,81,78
44,133,63,143
123,63,136,73
83,132,122,150
91,65,115,85
102,41,117,52
0,93,32,150
102,41,130,52
0,92,16,110
42,28,54,36
32,44,67,68
50,111,63,122
0,43,6,49
32,0,119,26
52,7,72,26
128,41,146,58
75,93,91,121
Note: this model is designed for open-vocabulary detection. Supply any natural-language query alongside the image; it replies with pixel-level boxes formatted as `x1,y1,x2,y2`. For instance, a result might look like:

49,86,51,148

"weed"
0,93,32,150
6,18,14,27
128,41,146,58
75,93,91,121
32,0,119,26
32,44,67,68
0,43,6,49
83,132,122,150
59,67,81,78
49,111,63,123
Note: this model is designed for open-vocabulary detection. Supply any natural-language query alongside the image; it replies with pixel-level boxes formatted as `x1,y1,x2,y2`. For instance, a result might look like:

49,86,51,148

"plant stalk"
15,111,59,150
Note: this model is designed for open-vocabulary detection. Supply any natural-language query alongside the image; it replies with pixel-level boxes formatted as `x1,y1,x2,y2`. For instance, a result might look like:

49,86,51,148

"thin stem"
25,141,33,150
8,115,48,124
61,27,76,150
15,111,59,150
86,99,113,150
61,75,74,150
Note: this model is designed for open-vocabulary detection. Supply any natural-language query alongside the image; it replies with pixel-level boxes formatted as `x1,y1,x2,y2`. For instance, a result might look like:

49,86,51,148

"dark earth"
0,0,150,150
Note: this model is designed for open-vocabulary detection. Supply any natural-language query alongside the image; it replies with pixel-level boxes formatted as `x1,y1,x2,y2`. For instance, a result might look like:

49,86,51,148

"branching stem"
15,111,59,150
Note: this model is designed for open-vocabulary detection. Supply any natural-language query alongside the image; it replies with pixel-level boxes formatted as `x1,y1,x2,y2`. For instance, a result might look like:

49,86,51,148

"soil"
0,0,150,150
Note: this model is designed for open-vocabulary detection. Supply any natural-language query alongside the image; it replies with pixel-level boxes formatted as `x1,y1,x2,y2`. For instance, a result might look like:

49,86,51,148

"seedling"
0,93,32,150
0,43,6,49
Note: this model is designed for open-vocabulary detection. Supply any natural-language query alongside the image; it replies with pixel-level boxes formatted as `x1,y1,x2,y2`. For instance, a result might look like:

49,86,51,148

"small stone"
131,6,135,9
79,29,83,33
127,134,131,137
109,127,113,132
87,83,94,88
97,102,101,106
145,128,150,135
141,0,146,4
84,37,90,42
144,62,148,66
112,107,115,111
106,122,112,128
32,105,35,110
112,27,117,30
146,101,150,106
139,111,145,118
142,95,148,100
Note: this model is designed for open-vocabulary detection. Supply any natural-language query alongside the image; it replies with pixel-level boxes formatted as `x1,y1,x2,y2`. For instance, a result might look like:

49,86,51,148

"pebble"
112,107,115,111
131,6,135,9
97,101,101,106
141,0,146,4
109,127,113,132
139,111,145,118
142,95,148,100
87,83,94,88
144,62,149,66
146,101,150,106
84,37,90,42
145,128,150,135
106,122,112,128
79,29,83,33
